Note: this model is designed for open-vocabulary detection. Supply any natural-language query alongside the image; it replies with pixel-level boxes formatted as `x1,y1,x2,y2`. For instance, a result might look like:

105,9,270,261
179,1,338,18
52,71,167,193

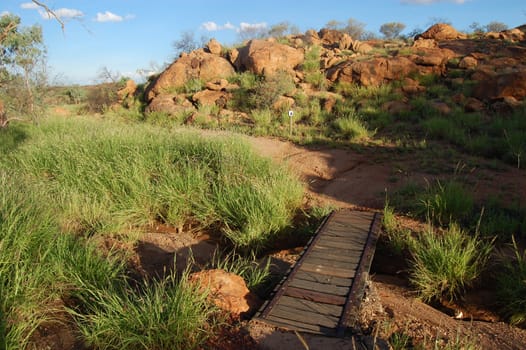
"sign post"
288,109,294,138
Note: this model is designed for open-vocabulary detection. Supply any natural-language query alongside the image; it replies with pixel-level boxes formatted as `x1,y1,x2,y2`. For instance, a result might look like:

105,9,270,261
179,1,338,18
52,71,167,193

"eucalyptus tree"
0,13,46,127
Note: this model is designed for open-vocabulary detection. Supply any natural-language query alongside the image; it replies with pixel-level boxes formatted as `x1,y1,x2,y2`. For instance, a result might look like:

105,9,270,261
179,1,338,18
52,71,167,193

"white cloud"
238,22,267,33
1,11,10,17
201,21,236,31
39,8,84,20
20,2,39,10
223,22,235,30
201,21,219,31
95,11,123,23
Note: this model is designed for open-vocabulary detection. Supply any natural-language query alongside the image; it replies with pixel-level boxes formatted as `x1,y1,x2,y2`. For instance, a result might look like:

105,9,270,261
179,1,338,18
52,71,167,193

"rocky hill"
143,23,526,122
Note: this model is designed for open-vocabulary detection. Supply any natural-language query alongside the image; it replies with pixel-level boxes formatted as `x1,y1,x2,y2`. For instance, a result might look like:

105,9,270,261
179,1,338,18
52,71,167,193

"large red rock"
472,71,526,101
145,94,195,115
192,90,231,107
417,23,467,41
328,56,417,87
234,39,304,76
146,50,234,101
189,269,259,318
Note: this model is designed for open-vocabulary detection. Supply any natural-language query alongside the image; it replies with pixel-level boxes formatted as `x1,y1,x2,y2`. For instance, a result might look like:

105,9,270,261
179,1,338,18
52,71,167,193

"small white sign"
288,110,294,117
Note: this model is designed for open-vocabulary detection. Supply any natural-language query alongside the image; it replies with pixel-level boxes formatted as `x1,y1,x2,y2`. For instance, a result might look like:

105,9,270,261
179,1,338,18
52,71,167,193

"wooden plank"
284,286,347,305
265,315,337,336
269,304,340,328
315,239,364,250
300,263,356,279
308,250,363,264
288,277,350,296
318,234,368,245
276,295,343,317
312,244,363,255
256,209,382,340
301,256,356,270
337,212,382,337
294,271,353,287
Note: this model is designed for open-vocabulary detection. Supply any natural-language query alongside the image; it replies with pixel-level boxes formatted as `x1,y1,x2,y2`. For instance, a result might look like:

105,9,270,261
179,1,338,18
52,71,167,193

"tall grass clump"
302,45,326,90
409,224,493,302
0,173,63,348
332,110,372,141
70,272,215,350
417,180,474,226
496,237,526,327
4,116,303,251
208,250,272,293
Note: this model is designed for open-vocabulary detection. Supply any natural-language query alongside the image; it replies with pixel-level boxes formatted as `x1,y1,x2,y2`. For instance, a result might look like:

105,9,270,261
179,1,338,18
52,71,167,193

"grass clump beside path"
0,172,215,349
0,115,304,348
3,116,303,251
408,224,493,303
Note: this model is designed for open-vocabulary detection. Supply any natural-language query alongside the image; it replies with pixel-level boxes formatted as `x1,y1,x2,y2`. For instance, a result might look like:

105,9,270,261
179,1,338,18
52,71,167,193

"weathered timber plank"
284,286,347,305
269,304,339,328
264,315,337,336
301,256,357,270
276,295,343,317
315,239,363,250
337,212,382,337
334,211,374,221
301,263,356,279
308,249,363,263
288,277,349,296
294,271,353,287
319,234,368,245
312,245,363,255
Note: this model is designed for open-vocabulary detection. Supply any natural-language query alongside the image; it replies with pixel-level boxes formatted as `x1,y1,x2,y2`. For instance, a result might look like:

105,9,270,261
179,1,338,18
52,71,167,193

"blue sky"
2,0,525,85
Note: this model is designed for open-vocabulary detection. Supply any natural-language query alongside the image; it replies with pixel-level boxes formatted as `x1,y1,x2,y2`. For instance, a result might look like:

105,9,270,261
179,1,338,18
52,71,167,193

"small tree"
173,31,208,57
469,22,485,35
325,20,344,31
267,21,300,39
0,13,46,127
485,21,508,33
380,22,406,40
344,18,366,40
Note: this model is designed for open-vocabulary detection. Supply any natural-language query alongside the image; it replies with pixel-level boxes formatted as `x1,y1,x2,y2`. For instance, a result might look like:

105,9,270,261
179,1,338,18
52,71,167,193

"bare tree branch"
31,0,64,31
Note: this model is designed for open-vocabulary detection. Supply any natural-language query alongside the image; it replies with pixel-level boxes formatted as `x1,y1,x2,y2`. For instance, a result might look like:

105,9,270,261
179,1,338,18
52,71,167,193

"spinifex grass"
70,271,215,350
409,224,493,302
4,116,303,251
496,237,526,327
0,172,64,348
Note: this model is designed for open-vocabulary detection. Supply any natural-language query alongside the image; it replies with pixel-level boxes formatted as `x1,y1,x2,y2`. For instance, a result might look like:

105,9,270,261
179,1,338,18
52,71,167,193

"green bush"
409,224,492,302
71,272,214,350
250,70,296,110
332,109,372,141
85,84,119,113
496,238,526,327
417,180,474,226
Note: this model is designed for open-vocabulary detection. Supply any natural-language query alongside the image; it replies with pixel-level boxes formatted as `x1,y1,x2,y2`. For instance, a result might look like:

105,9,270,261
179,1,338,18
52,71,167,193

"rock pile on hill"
144,23,526,119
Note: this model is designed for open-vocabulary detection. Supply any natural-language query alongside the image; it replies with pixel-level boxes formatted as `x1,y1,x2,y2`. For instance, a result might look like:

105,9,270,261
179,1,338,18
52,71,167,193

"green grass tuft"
409,224,492,302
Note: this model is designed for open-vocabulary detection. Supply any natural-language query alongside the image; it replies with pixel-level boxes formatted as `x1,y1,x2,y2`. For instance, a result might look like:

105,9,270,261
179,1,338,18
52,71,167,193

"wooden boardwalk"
255,209,382,337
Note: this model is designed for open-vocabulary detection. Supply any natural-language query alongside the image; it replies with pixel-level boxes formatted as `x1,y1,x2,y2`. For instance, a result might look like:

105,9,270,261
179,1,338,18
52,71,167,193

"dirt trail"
245,136,526,349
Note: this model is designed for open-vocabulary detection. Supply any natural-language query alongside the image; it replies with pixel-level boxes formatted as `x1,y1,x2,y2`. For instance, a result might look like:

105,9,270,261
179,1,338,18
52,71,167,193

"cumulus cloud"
238,22,267,33
39,8,84,20
20,2,39,10
95,11,123,22
401,0,467,3
201,21,236,31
